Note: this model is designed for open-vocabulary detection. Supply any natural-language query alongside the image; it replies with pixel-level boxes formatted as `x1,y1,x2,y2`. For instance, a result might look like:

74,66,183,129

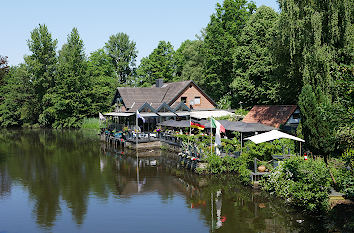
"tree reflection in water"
0,129,352,233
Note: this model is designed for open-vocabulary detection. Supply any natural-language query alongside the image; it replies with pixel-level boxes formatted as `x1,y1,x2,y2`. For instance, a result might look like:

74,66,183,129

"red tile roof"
242,105,298,128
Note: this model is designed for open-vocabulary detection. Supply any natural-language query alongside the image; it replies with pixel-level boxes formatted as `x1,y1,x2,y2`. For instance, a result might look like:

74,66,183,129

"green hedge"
261,156,331,212
205,153,252,185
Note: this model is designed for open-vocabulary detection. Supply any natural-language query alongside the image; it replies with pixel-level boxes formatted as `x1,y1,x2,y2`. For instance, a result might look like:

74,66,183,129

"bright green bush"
244,139,296,161
205,153,251,185
261,156,331,212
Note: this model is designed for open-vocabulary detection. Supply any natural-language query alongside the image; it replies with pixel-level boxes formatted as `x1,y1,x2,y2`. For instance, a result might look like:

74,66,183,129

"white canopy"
175,112,190,117
104,112,135,117
190,110,234,119
139,112,158,117
244,130,305,144
157,112,177,117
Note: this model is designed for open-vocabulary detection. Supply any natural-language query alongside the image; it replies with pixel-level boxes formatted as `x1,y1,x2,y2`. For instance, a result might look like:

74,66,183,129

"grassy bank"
81,118,101,130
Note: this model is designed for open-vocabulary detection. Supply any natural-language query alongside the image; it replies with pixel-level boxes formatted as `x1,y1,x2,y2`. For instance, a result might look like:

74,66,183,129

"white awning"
244,130,305,144
190,110,234,119
176,112,190,117
139,112,159,117
104,112,135,117
158,112,177,117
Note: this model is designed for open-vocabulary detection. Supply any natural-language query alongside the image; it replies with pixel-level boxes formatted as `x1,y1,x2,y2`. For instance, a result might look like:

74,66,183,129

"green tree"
277,0,353,156
40,28,90,128
203,0,256,102
87,49,118,116
24,24,58,122
274,0,353,103
136,41,176,86
298,85,335,161
0,25,58,127
174,39,206,85
0,64,37,127
231,6,279,108
105,33,137,85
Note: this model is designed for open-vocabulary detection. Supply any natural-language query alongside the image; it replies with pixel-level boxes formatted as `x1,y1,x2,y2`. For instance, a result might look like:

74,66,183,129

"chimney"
156,79,164,88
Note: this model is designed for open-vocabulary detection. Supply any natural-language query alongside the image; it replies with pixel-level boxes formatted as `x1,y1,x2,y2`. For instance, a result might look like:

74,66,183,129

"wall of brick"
174,84,215,110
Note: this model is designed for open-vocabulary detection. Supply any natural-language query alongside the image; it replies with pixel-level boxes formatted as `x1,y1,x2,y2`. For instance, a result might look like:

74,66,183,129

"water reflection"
0,129,352,233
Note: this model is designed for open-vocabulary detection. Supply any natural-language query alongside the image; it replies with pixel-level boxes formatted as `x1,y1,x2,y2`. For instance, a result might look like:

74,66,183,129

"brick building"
112,79,217,113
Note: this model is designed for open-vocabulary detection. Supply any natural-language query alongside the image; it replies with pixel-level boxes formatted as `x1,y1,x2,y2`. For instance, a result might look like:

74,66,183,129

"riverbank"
101,129,354,214
158,138,354,215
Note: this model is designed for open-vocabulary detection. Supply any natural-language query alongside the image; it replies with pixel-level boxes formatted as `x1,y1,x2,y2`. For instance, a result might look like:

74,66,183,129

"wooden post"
189,117,191,146
254,157,257,173
240,132,243,155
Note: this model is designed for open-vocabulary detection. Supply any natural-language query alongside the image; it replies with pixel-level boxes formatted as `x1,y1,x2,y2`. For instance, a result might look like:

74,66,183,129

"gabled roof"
242,105,298,128
115,80,216,112
117,81,191,109
173,102,191,112
156,102,175,113
138,102,157,113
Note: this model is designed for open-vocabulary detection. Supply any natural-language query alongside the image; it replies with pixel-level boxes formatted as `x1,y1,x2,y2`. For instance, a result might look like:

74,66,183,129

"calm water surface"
0,130,352,233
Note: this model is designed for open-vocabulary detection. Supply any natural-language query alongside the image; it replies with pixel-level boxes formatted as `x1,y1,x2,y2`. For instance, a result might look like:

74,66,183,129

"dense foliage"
0,26,126,128
105,33,137,85
136,41,176,86
262,156,331,212
329,150,354,199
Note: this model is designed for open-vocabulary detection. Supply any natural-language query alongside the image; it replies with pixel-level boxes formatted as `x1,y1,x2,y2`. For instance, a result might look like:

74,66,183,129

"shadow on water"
0,129,353,233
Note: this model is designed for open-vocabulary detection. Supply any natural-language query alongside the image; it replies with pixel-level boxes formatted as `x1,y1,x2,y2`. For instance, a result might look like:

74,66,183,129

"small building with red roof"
242,105,300,131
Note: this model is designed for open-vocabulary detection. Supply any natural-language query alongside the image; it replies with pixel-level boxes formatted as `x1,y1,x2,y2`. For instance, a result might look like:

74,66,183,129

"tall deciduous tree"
40,28,90,128
0,64,36,127
26,24,57,103
203,0,256,102
105,33,137,84
279,0,353,156
25,24,58,122
174,39,206,86
275,0,353,102
87,49,118,116
137,41,176,86
231,6,279,108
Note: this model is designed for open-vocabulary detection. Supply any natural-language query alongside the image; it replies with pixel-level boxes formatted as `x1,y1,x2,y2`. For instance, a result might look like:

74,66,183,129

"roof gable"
156,102,175,113
138,102,157,113
242,105,298,128
115,80,216,112
173,102,191,112
168,81,217,107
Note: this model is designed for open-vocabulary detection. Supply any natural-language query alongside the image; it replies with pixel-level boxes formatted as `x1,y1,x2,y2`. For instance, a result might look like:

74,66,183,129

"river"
0,129,351,233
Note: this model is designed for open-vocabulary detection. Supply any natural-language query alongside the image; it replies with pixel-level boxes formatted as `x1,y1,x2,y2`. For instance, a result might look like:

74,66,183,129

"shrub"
205,153,252,185
329,156,354,199
244,139,296,161
262,156,331,212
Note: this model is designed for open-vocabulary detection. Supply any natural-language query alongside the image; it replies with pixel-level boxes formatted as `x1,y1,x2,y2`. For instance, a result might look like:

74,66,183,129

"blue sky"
2,0,278,66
